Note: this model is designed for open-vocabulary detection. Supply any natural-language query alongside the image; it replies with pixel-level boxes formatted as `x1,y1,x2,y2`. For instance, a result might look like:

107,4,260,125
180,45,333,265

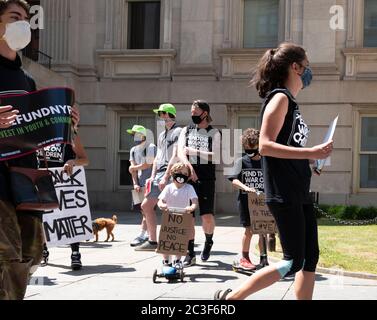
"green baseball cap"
153,103,177,117
127,125,147,137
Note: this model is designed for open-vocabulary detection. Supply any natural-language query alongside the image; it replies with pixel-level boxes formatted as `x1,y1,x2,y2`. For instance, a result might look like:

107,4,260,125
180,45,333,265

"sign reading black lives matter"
43,166,93,247
157,211,191,256
248,192,278,234
0,88,74,161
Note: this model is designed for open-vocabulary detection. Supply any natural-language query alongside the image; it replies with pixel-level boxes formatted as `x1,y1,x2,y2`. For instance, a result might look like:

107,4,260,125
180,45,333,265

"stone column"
180,0,214,65
162,0,173,49
39,0,70,64
303,0,336,63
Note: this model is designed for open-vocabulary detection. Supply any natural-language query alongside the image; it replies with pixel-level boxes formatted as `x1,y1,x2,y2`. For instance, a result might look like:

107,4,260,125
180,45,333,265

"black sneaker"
41,249,49,266
71,251,82,271
201,241,213,262
268,235,276,252
183,255,196,267
256,255,269,270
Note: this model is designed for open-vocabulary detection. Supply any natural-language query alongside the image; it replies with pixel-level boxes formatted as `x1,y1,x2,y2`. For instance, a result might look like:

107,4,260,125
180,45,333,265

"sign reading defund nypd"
0,88,74,161
43,166,93,247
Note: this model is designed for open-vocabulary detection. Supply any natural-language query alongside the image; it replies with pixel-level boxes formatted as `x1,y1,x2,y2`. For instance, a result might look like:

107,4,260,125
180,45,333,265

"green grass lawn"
260,219,377,275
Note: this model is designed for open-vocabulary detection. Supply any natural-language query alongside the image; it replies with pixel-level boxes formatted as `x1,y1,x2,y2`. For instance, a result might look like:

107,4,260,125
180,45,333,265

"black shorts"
191,180,215,216
238,201,251,227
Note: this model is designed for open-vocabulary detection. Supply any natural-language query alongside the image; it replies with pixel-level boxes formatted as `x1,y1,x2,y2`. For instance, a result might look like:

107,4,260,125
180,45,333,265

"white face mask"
1,21,31,51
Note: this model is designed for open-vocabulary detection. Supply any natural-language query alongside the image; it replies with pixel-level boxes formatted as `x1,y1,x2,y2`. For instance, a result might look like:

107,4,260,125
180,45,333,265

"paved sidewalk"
25,212,377,300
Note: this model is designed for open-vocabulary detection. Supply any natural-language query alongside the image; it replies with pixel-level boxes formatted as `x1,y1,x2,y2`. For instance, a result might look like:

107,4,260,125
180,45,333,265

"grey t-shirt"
130,143,157,187
156,124,182,172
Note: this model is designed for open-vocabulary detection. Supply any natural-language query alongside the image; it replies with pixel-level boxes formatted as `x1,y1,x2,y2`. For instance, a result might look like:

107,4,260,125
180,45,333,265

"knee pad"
275,259,293,278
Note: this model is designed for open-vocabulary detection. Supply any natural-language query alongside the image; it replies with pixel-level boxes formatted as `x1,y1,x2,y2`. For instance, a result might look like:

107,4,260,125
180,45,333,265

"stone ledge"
343,48,377,80
217,48,340,80
97,49,177,80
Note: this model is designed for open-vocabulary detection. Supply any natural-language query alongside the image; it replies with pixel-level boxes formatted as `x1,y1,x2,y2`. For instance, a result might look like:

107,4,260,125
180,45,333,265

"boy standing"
227,129,267,270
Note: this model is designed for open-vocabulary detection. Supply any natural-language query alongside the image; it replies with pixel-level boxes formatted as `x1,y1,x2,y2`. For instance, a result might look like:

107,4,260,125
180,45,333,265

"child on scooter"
157,163,198,268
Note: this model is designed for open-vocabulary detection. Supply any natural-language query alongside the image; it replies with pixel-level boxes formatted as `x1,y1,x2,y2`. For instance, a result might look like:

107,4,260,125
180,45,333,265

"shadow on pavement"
279,273,328,282
44,263,136,276
29,276,58,286
79,241,120,248
196,260,234,272
185,273,239,283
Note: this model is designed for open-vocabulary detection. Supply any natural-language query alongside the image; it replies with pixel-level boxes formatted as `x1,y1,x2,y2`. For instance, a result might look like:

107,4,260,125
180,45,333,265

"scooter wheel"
153,269,158,283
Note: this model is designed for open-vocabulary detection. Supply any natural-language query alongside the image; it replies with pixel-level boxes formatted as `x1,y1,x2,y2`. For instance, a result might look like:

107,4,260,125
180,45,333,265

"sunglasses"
158,111,167,116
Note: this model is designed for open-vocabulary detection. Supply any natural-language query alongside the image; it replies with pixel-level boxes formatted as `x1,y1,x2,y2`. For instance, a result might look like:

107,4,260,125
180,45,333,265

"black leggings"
268,202,319,276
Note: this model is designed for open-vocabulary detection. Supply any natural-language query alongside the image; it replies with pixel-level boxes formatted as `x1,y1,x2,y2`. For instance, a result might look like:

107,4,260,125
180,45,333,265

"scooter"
232,234,269,275
153,261,185,283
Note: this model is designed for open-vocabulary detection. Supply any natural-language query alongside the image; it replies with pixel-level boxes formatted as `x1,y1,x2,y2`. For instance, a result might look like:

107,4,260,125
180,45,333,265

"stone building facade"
25,0,377,212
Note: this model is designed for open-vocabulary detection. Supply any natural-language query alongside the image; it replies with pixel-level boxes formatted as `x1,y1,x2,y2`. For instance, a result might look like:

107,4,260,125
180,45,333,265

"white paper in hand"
315,115,338,174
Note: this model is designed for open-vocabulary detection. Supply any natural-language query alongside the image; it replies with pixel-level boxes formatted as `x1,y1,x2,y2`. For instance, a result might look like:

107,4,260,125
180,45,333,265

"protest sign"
0,87,74,161
156,210,191,256
248,192,278,234
43,166,93,247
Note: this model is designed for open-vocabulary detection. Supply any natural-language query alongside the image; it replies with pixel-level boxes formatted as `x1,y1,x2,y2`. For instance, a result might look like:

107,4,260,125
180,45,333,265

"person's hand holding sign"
63,160,75,176
0,105,19,129
244,187,257,193
158,202,169,213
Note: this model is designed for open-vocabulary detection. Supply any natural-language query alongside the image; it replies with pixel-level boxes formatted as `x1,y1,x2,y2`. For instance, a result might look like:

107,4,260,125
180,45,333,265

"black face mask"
173,174,189,184
245,149,259,158
192,112,205,125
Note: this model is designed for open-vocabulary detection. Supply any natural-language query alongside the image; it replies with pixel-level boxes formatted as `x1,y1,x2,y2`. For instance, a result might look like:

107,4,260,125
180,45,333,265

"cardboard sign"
156,210,191,256
43,166,93,247
0,88,74,161
248,192,278,234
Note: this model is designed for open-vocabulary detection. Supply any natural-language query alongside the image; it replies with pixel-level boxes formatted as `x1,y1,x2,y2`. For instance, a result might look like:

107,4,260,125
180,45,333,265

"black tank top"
185,124,218,181
38,143,76,168
260,88,312,204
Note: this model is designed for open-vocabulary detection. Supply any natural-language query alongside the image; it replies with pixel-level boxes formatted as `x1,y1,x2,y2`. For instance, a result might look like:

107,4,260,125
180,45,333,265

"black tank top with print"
260,88,312,204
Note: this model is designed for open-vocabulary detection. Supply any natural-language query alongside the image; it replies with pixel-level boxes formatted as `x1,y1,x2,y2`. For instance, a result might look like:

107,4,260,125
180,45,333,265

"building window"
128,1,161,49
118,115,156,188
243,0,279,48
359,116,377,189
364,0,377,47
238,115,260,133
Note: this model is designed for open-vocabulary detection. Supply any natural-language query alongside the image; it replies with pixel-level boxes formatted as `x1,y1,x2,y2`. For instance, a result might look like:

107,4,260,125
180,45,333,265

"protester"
39,132,89,271
227,128,266,271
127,125,156,247
0,0,79,299
178,100,221,266
136,104,182,251
214,42,333,300
157,163,198,267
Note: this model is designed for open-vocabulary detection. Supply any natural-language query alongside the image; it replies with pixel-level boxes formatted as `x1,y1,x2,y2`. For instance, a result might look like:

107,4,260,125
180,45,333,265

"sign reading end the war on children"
157,211,191,256
248,192,278,234
43,166,93,247
0,88,74,161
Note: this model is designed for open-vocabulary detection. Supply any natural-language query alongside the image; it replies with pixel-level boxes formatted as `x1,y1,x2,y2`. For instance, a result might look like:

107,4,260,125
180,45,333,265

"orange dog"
92,215,118,242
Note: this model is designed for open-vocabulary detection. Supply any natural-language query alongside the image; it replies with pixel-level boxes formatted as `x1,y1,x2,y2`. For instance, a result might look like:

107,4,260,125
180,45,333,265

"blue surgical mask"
301,67,313,89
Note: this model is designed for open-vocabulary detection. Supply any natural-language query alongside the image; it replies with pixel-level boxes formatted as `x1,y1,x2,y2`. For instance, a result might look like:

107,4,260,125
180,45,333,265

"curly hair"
0,0,30,18
170,163,191,176
242,128,260,148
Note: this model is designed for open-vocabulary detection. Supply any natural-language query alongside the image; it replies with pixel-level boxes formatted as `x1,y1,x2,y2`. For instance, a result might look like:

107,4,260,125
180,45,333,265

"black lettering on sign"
43,215,92,241
168,214,183,224
51,168,83,187
158,240,186,254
